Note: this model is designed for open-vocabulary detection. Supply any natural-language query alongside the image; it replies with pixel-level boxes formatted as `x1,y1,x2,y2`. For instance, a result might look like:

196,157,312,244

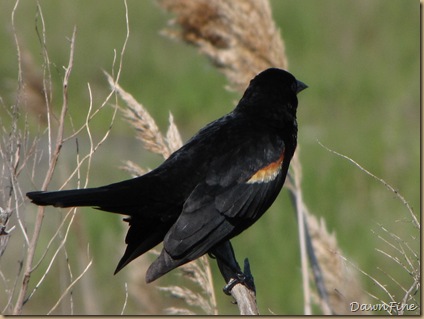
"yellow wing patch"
246,151,285,184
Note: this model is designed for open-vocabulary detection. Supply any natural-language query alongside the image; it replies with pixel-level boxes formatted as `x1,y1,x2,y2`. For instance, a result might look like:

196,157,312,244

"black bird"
27,68,307,292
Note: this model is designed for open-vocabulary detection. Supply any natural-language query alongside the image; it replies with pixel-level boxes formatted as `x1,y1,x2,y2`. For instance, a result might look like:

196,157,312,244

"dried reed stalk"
160,0,287,92
318,142,420,315
12,21,78,315
3,1,127,314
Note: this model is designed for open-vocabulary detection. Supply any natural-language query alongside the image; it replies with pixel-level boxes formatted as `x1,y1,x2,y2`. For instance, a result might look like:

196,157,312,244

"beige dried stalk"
112,79,172,159
12,23,77,315
4,1,128,314
306,211,367,314
318,142,420,315
160,0,287,92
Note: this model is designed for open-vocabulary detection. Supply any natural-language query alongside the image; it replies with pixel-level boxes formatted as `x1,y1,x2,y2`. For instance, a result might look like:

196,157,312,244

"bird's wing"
163,133,289,261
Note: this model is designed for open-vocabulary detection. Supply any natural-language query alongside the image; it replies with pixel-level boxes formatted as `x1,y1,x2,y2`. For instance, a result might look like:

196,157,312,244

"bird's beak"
296,80,308,94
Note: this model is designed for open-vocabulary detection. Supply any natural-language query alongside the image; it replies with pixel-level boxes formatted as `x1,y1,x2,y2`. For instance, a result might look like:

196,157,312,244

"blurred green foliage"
0,0,419,315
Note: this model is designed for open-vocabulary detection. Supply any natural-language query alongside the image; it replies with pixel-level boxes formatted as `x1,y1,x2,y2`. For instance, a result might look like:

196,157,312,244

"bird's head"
236,68,307,119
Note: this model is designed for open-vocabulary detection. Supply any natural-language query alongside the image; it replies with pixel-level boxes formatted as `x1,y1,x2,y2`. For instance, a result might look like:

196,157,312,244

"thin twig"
399,280,420,315
47,259,93,315
231,284,259,315
12,26,77,315
337,253,397,313
25,209,77,303
200,256,218,315
288,153,312,315
35,2,54,147
317,140,419,229
121,283,129,315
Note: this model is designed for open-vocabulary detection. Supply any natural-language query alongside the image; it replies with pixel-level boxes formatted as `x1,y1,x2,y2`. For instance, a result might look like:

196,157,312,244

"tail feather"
27,188,110,208
114,229,166,274
145,249,189,283
26,176,155,215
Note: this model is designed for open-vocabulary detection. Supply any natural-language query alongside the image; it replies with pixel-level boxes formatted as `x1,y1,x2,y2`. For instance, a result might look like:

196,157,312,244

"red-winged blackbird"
27,68,307,292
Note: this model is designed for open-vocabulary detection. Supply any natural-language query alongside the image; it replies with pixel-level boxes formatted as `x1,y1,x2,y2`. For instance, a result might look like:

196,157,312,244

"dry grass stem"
106,73,173,159
166,113,183,153
371,225,420,314
120,282,129,315
126,255,164,314
337,253,397,312
286,151,313,314
47,258,93,315
318,141,420,315
158,286,204,309
59,83,119,190
177,256,218,314
163,307,196,315
12,22,78,315
119,160,147,177
34,2,54,129
2,0,129,314
0,208,14,258
318,141,419,229
307,209,367,314
159,0,287,92
26,209,77,302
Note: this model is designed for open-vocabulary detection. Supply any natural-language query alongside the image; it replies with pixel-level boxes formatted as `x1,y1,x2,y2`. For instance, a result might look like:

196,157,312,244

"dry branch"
231,284,259,315
3,1,129,314
12,25,77,315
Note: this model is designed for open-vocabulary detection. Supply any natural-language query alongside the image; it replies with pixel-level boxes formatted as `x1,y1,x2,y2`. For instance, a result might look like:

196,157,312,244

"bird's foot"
223,258,255,295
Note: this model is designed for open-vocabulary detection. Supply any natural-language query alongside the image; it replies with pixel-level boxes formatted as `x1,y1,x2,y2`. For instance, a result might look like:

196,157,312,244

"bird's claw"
223,276,241,295
223,258,255,295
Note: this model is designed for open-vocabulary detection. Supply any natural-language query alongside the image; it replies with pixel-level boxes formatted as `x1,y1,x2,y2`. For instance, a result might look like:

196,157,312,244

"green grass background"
0,0,419,315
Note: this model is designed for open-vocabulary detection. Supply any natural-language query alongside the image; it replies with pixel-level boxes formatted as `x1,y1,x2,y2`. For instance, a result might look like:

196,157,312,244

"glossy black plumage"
27,68,307,287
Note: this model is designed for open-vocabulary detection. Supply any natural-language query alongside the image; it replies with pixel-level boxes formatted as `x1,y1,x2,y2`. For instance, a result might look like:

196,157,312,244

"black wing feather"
145,129,289,281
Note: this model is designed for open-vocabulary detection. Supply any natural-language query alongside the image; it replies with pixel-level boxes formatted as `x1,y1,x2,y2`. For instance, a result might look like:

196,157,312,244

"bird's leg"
209,240,255,295
223,258,255,296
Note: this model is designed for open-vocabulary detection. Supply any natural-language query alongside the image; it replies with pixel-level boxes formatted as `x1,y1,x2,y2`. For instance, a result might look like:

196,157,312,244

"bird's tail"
27,187,111,209
26,176,152,215
27,177,182,274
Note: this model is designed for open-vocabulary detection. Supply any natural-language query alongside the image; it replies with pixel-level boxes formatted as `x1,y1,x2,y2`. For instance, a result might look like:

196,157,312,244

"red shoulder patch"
246,151,285,184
